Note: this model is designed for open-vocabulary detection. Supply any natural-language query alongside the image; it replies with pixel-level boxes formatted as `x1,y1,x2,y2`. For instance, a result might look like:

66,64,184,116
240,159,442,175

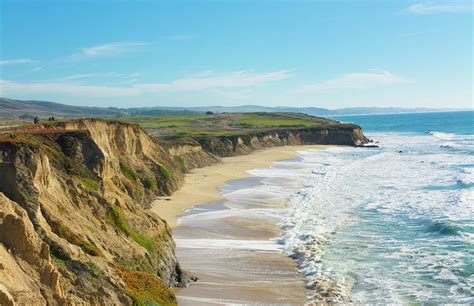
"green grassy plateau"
113,112,340,138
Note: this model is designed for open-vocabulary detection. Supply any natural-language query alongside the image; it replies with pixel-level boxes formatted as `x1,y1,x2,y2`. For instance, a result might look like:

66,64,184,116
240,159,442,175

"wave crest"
430,131,456,140
427,220,465,237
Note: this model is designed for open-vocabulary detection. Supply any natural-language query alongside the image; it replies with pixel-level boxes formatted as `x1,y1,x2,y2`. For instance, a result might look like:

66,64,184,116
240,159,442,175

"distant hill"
0,97,465,119
189,105,462,116
0,98,199,118
0,97,127,117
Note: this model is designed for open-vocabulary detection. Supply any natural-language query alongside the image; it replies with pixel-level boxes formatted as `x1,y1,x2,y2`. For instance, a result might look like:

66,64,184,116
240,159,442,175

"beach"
152,145,330,228
151,145,330,304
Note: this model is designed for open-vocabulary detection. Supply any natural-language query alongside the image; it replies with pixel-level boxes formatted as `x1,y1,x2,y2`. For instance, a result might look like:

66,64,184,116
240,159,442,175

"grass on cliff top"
113,263,177,306
114,112,339,138
237,117,317,127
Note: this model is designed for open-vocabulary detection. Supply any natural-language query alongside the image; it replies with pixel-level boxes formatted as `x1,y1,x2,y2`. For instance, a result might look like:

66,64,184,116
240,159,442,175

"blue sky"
0,0,472,109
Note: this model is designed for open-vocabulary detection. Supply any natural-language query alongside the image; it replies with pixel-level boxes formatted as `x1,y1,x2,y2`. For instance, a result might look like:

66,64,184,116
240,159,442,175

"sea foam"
275,132,473,303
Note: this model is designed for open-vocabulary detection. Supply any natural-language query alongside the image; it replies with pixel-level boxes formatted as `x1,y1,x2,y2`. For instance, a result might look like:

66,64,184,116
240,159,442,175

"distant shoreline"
329,109,473,118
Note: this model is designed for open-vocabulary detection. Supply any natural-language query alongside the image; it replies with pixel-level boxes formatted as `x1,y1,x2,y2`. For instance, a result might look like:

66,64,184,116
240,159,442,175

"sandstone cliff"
0,118,367,305
163,124,368,170
0,119,186,305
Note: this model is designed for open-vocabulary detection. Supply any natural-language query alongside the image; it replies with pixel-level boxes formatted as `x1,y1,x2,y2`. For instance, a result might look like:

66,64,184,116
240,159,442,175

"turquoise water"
332,110,474,135
280,111,473,303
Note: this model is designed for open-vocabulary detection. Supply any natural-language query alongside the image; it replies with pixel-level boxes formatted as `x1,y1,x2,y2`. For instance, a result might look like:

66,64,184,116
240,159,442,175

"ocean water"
273,111,474,303
175,111,473,304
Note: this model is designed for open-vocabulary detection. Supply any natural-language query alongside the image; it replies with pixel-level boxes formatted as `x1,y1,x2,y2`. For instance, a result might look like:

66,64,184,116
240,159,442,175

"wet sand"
172,198,307,305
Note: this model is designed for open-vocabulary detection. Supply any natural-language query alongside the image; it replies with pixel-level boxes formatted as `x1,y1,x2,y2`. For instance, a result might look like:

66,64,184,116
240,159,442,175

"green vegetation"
84,262,101,279
74,176,100,192
115,112,338,139
115,114,209,129
142,177,156,190
139,120,192,128
173,155,185,173
51,221,103,257
120,162,138,181
119,162,151,198
113,263,177,306
237,118,317,127
158,164,171,180
22,193,40,205
107,206,154,253
39,120,62,128
117,114,208,121
0,132,64,165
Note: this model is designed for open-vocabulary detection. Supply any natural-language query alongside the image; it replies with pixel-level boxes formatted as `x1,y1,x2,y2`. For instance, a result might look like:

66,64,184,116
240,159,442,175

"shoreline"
151,144,331,228
152,144,332,304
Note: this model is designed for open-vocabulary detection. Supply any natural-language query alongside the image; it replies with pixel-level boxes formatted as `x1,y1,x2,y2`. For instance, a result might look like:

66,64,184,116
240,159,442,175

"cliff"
0,117,367,305
0,119,186,305
163,124,368,169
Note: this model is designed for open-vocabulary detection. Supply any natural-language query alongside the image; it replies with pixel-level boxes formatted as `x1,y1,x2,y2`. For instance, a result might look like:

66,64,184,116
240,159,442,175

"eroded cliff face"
0,119,186,305
0,118,367,305
164,125,368,169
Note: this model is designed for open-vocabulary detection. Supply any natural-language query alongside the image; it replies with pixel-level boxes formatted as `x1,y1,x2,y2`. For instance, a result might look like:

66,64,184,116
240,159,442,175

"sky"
0,0,472,109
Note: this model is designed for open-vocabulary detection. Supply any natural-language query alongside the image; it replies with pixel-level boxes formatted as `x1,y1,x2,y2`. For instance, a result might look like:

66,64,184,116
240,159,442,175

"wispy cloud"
0,80,139,97
69,42,149,59
137,70,291,92
38,72,142,85
0,70,289,97
408,1,472,14
0,59,36,65
294,71,411,93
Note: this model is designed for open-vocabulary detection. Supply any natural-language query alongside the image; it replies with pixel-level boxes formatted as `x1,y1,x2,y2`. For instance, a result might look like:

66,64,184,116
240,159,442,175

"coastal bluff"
172,125,367,165
0,117,367,305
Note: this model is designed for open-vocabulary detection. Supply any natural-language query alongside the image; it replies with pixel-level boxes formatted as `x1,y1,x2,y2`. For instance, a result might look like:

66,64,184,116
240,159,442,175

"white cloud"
408,1,472,14
136,70,291,92
0,70,289,97
0,80,140,97
294,71,411,93
0,59,36,65
43,72,141,84
71,42,148,58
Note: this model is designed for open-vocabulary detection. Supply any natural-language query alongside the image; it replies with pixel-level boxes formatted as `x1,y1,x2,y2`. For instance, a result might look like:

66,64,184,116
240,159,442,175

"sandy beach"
152,145,330,228
151,145,330,305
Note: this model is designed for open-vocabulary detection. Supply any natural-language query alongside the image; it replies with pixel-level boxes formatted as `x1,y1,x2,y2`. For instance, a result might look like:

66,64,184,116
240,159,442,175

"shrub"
142,177,155,190
107,207,154,253
123,179,135,195
52,221,102,256
120,162,137,181
173,155,185,173
74,176,100,192
113,263,177,306
158,164,171,180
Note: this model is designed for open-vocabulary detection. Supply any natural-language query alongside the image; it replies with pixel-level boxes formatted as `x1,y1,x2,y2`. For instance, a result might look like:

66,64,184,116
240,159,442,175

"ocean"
277,111,473,303
175,111,473,304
